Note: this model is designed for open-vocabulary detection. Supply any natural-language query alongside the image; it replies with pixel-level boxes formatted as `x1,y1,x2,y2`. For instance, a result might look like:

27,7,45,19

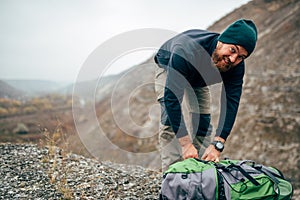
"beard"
211,49,233,72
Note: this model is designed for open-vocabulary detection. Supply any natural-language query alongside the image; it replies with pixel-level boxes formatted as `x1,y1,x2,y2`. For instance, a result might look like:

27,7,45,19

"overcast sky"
0,0,250,82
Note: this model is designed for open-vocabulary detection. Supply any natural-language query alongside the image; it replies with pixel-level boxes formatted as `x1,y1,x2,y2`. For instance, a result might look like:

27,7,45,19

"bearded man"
154,19,258,171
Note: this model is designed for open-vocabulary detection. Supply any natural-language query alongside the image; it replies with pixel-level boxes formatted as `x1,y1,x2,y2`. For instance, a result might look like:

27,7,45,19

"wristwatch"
211,141,224,152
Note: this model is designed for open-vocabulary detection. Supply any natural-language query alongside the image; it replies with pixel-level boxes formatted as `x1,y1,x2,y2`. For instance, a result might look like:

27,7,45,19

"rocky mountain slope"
208,0,300,188
78,0,300,190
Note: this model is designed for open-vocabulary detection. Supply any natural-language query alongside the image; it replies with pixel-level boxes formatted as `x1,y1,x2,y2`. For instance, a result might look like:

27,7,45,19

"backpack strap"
252,165,282,199
216,170,227,200
217,162,261,186
231,164,260,186
239,161,285,199
255,165,285,181
255,167,280,184
159,193,169,200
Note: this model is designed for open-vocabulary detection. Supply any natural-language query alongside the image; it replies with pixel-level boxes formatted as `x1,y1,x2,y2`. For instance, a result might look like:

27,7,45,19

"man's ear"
216,41,222,48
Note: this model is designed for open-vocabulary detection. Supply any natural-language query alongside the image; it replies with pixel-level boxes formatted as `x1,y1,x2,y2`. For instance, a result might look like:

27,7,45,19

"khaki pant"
154,66,212,171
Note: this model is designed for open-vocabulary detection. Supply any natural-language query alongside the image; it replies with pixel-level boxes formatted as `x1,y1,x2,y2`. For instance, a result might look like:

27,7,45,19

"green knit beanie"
218,19,258,56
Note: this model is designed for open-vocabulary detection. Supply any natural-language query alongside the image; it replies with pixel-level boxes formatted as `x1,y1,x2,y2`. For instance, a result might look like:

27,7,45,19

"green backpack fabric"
160,158,293,200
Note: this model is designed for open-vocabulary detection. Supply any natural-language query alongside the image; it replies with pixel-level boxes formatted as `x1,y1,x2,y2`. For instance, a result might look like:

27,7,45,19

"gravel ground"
1,143,299,199
0,143,161,199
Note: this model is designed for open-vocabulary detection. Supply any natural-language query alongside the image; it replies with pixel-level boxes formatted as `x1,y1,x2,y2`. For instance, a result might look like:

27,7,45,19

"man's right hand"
178,135,198,159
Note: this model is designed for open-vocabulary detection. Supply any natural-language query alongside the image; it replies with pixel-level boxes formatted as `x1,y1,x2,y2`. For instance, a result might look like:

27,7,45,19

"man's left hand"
201,145,221,162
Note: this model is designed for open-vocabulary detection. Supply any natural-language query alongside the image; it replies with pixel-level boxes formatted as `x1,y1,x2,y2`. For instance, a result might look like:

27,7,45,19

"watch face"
215,142,224,150
216,142,223,149
212,141,224,152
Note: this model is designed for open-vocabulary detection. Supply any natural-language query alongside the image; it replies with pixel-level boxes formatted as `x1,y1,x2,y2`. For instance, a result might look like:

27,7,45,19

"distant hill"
3,79,70,96
61,74,119,100
0,80,25,99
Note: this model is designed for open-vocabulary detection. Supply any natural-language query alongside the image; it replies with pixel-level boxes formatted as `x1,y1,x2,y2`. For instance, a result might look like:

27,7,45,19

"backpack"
160,158,293,200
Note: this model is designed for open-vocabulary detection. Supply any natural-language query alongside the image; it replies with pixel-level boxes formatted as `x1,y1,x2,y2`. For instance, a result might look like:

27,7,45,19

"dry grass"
40,120,74,199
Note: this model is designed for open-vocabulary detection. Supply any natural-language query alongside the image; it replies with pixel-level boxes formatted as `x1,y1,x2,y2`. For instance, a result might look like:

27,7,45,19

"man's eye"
238,55,246,60
230,47,236,53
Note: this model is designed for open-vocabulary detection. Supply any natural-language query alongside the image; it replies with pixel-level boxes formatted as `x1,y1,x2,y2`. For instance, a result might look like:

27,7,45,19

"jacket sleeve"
163,46,191,138
216,64,244,140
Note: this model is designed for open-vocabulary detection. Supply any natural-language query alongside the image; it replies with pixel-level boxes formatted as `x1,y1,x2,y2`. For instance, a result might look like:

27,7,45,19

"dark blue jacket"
154,29,244,140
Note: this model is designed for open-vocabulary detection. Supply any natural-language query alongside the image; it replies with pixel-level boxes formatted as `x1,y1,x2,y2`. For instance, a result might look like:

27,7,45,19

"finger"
201,153,207,160
184,153,198,159
205,154,217,162
204,155,213,161
190,153,199,159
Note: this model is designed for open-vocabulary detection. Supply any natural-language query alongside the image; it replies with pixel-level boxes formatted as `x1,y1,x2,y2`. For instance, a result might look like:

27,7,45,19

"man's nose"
229,54,238,63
